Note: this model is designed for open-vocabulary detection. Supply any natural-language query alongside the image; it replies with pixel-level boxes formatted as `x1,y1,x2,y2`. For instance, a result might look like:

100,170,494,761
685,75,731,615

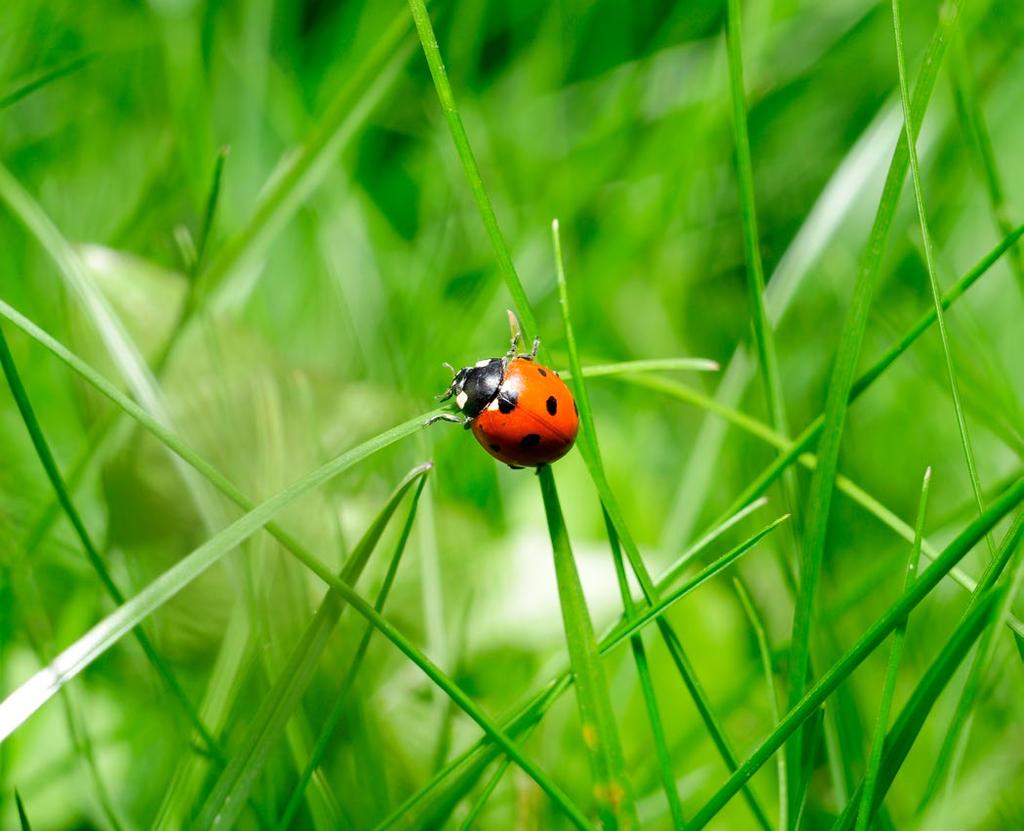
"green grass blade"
277,478,427,830
0,321,226,762
719,222,1024,535
733,577,788,831
194,12,416,308
15,789,32,831
455,749,520,831
538,465,638,830
374,500,773,830
564,358,721,379
725,0,793,497
0,412,429,743
406,0,538,342
553,220,774,831
196,464,431,830
891,0,991,557
855,467,931,831
604,507,685,830
685,475,1024,829
949,34,1024,298
832,588,1004,831
0,55,92,110
916,508,1024,810
785,0,965,798
602,514,789,652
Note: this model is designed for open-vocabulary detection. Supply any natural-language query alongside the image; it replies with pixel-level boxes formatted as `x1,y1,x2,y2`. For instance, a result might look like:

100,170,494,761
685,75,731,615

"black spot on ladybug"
520,433,542,449
546,396,558,416
489,443,501,452
497,396,516,414
538,368,547,377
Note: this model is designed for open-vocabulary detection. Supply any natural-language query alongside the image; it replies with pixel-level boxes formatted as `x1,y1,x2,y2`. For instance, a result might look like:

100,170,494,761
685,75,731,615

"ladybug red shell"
431,335,580,468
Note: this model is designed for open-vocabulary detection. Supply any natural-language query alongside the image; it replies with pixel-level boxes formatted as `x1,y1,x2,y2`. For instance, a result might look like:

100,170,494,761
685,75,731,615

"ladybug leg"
425,412,470,426
504,331,521,361
514,335,541,360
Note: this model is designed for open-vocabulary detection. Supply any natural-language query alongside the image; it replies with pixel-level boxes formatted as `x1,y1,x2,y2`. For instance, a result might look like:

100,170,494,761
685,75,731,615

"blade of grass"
832,587,1004,831
276,478,427,830
615,372,1024,639
538,465,638,830
406,0,538,342
375,501,775,830
891,0,992,556
0,322,228,763
563,358,721,378
854,467,931,831
553,219,774,831
685,475,1024,829
604,507,685,830
948,33,1024,298
733,577,788,831
0,55,92,109
196,465,431,830
785,0,965,798
718,223,1024,525
916,508,1024,810
0,411,430,743
725,0,796,523
15,789,32,831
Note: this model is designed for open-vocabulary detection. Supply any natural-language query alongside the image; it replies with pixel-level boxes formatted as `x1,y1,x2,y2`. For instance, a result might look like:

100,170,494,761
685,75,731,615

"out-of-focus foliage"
1,0,1022,828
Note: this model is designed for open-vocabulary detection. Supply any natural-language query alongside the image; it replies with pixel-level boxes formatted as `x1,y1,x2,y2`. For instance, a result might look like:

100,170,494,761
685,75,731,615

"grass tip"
552,217,560,232
923,465,933,483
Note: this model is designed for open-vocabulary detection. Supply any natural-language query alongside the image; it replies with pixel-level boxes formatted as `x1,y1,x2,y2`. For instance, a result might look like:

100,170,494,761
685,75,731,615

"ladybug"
430,329,580,468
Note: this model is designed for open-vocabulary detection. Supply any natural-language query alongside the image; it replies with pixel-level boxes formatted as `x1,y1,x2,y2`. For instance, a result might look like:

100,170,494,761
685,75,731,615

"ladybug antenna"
442,361,456,376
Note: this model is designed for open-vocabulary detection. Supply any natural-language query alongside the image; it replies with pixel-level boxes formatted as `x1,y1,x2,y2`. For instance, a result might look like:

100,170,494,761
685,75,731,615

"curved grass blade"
374,501,774,830
854,467,931,831
276,478,427,830
604,508,685,830
685,476,1024,829
831,587,1004,831
0,412,429,744
197,465,431,830
0,322,226,762
719,223,1024,524
538,464,638,830
563,358,720,378
733,578,788,831
891,0,992,557
614,373,1024,640
916,509,1024,811
552,220,773,831
406,0,538,342
785,0,967,798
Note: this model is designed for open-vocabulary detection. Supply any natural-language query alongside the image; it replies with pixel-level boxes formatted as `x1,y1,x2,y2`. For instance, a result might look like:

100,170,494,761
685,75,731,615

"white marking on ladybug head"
487,399,500,411
455,391,469,410
475,359,490,368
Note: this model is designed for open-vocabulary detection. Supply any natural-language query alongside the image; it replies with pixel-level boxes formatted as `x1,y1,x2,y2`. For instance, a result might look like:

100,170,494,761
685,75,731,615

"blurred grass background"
1,0,1023,828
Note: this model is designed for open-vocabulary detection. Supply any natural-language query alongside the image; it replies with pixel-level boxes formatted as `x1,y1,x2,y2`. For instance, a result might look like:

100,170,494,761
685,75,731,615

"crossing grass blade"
276,477,427,830
890,0,991,556
0,412,430,743
785,0,966,798
831,587,1004,831
733,577,788,831
718,222,1024,526
604,508,685,830
685,476,1024,829
0,54,92,110
374,502,776,830
196,464,431,831
0,322,228,762
916,509,1024,811
553,220,774,831
538,465,639,829
854,467,931,831
612,372,1024,639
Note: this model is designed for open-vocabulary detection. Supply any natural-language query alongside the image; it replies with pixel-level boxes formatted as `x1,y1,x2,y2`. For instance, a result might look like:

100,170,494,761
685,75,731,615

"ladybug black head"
438,358,504,418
